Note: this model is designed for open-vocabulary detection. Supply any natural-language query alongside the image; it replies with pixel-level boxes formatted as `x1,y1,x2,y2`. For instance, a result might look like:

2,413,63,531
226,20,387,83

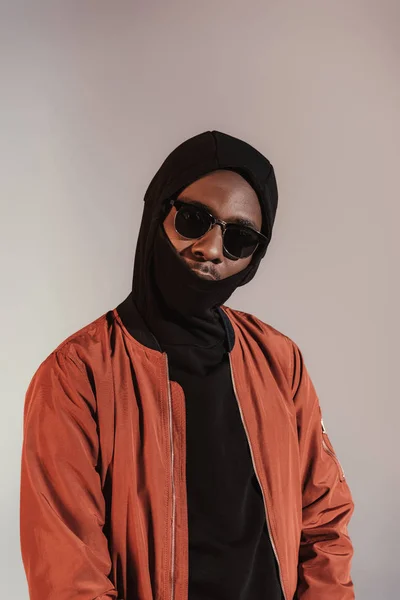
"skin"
162,169,262,281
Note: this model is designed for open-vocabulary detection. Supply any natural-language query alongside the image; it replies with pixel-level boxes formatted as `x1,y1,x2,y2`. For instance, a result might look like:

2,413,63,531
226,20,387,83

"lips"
181,257,218,280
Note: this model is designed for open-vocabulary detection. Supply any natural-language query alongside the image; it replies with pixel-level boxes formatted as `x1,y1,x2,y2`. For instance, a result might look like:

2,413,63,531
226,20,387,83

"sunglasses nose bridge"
210,219,226,236
204,219,225,243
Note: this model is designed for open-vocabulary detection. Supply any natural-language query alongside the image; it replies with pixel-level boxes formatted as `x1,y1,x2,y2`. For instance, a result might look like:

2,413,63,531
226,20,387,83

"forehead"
176,169,262,226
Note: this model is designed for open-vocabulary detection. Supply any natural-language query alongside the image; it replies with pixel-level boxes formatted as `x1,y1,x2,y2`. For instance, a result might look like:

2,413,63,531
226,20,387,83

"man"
20,130,355,600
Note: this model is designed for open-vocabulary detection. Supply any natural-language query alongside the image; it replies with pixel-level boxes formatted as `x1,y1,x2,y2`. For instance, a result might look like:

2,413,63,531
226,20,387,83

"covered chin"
151,225,249,316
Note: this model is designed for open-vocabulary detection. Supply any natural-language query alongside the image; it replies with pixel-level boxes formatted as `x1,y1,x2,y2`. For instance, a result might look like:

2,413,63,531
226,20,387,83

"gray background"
1,2,399,598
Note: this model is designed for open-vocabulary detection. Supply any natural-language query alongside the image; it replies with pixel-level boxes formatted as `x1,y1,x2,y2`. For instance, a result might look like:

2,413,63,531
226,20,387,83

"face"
162,169,262,281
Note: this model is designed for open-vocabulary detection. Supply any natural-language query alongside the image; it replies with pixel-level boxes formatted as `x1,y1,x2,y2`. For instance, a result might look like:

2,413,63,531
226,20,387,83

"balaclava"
131,130,278,347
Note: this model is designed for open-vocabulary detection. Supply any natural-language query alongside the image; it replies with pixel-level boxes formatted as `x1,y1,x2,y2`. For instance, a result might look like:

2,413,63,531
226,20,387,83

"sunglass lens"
175,204,210,239
224,226,259,259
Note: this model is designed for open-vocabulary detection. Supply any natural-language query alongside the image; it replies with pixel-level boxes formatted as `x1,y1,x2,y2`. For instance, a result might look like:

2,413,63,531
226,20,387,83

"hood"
131,130,279,316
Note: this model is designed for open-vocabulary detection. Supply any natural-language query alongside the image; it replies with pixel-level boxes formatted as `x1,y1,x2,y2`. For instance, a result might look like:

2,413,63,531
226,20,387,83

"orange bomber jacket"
20,294,355,600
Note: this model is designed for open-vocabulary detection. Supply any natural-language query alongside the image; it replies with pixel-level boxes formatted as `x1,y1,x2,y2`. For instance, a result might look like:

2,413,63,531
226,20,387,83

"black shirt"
160,310,283,600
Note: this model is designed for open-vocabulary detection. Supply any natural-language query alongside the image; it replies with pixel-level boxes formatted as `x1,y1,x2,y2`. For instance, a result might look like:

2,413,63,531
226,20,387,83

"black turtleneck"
134,226,284,600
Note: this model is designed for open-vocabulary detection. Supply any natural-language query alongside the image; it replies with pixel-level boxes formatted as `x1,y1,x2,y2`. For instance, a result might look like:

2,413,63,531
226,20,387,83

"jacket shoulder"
29,310,114,382
223,306,299,389
225,306,296,346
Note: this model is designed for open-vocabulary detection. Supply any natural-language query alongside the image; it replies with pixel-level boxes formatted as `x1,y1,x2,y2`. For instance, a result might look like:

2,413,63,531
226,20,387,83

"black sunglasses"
168,198,268,261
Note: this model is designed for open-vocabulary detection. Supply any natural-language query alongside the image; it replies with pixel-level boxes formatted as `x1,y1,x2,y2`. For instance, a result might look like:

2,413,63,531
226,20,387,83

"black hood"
132,130,278,318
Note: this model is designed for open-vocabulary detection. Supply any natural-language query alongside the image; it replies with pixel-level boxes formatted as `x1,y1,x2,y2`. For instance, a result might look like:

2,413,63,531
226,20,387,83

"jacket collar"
116,292,235,353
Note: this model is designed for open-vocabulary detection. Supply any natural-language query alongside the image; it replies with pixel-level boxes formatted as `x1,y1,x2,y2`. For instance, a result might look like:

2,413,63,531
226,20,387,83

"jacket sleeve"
290,341,356,600
20,346,120,600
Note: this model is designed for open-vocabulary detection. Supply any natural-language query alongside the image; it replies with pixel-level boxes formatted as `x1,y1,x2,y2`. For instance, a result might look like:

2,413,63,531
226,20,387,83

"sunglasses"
169,198,268,261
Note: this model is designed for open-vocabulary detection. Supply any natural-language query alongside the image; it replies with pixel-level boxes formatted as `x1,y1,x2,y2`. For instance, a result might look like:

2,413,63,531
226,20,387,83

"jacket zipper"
164,353,176,600
228,354,287,600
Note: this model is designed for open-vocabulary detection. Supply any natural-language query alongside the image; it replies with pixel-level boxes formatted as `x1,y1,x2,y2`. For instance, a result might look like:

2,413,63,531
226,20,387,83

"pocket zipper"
321,419,346,481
